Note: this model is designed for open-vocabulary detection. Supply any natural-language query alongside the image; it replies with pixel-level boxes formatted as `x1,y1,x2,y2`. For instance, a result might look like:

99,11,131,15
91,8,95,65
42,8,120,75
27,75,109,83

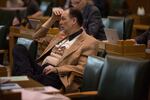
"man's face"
71,0,86,10
59,10,74,34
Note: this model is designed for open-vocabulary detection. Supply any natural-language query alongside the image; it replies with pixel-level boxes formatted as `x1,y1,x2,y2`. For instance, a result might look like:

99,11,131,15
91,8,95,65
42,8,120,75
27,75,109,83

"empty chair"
0,9,15,27
66,56,105,99
98,55,150,100
0,26,9,64
109,0,129,16
124,17,134,39
102,16,134,40
0,9,16,64
81,56,104,91
67,55,150,100
107,16,124,39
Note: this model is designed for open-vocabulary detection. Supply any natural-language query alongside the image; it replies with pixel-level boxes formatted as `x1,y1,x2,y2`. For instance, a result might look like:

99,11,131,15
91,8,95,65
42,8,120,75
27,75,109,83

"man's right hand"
33,7,64,39
51,7,64,21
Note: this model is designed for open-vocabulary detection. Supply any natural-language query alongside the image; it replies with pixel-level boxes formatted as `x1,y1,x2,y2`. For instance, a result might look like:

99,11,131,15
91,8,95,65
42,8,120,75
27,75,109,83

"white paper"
0,76,29,82
13,86,60,94
0,83,21,90
12,89,70,100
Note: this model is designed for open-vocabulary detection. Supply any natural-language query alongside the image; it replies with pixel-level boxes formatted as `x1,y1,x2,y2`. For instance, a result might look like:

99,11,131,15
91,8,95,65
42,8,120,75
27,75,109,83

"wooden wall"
106,0,150,16
126,0,150,14
1,0,149,15
0,0,7,7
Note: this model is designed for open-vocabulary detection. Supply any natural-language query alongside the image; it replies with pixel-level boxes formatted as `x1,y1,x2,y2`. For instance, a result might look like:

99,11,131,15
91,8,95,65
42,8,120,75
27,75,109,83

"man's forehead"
61,9,70,17
71,0,81,2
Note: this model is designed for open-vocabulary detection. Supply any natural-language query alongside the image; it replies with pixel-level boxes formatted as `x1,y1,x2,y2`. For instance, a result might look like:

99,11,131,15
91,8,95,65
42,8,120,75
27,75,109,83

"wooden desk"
0,7,27,11
14,78,43,88
9,26,33,75
128,14,150,25
0,65,7,77
132,24,150,37
0,78,70,100
0,0,7,7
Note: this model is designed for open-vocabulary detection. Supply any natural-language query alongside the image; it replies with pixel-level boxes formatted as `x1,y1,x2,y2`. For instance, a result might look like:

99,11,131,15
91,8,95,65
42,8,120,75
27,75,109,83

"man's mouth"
59,26,64,30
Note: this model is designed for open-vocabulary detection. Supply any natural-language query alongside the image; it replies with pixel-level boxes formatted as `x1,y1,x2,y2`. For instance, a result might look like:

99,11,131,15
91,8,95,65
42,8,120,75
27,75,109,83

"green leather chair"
98,55,150,100
109,0,129,16
67,55,150,100
0,9,15,27
81,56,105,92
0,26,8,50
107,16,124,39
66,56,105,100
124,17,134,39
0,26,9,64
102,16,134,40
0,9,16,64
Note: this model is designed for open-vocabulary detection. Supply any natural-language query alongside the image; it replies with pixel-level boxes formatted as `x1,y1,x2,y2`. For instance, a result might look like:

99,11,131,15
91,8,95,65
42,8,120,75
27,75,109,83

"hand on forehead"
52,8,64,16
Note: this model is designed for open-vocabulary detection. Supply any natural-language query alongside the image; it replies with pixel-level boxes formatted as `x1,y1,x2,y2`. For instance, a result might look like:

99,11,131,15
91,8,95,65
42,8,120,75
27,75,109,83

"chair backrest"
109,0,129,16
16,38,38,60
40,1,52,16
98,55,150,100
124,17,134,39
0,9,16,50
0,26,9,49
107,16,124,39
102,18,109,28
81,56,104,91
0,9,15,27
102,16,134,40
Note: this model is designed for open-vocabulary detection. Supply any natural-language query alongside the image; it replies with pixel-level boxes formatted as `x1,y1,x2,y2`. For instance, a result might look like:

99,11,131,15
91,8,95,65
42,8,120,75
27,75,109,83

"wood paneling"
107,0,150,15
0,0,7,7
127,0,150,14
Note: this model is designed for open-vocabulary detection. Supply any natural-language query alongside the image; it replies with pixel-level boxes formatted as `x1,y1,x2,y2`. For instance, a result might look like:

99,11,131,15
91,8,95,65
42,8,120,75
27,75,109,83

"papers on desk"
12,89,70,100
0,76,29,82
27,86,60,93
12,86,60,94
17,38,33,49
0,64,4,67
0,83,21,90
145,49,150,53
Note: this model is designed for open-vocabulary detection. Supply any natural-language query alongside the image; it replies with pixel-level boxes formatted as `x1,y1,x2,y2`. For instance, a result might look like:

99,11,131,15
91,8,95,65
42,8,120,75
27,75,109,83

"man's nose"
59,20,63,25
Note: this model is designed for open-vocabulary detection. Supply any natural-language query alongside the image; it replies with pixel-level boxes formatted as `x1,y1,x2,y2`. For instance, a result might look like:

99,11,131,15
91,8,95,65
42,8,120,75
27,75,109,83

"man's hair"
68,8,83,26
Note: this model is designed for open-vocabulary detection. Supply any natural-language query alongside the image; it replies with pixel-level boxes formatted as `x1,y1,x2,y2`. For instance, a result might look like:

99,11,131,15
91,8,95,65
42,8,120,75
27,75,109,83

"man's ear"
72,17,77,25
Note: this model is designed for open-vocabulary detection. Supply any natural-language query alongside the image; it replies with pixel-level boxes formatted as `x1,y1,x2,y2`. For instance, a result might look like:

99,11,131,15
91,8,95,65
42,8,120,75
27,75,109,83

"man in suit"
134,28,150,48
70,0,106,40
13,8,99,92
92,0,109,17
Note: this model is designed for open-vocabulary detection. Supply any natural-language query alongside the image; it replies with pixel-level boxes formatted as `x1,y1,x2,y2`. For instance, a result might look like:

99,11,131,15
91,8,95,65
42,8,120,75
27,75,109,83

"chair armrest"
65,91,98,98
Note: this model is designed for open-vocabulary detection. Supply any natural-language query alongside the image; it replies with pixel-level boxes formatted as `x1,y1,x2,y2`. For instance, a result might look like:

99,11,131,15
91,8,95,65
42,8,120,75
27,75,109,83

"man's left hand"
43,65,57,75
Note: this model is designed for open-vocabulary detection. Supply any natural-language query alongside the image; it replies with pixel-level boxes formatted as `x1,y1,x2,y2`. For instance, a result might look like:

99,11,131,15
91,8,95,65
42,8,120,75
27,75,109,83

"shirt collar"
68,29,83,41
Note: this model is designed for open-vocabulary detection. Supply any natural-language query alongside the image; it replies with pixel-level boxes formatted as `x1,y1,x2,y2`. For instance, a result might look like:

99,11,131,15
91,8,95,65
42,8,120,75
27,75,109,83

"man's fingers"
53,8,64,16
45,70,52,75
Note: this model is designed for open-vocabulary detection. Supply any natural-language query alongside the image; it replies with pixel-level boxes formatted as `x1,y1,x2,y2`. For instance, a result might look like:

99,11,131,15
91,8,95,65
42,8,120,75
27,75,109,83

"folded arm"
33,8,64,39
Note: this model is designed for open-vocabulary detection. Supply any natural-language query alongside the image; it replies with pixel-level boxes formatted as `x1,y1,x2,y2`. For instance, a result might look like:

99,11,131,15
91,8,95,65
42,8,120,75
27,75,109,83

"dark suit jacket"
135,29,150,47
82,3,106,40
92,0,109,17
37,30,99,92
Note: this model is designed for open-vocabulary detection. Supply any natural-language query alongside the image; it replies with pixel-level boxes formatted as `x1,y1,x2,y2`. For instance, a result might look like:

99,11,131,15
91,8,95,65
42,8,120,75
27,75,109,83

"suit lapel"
58,32,86,65
39,36,63,59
